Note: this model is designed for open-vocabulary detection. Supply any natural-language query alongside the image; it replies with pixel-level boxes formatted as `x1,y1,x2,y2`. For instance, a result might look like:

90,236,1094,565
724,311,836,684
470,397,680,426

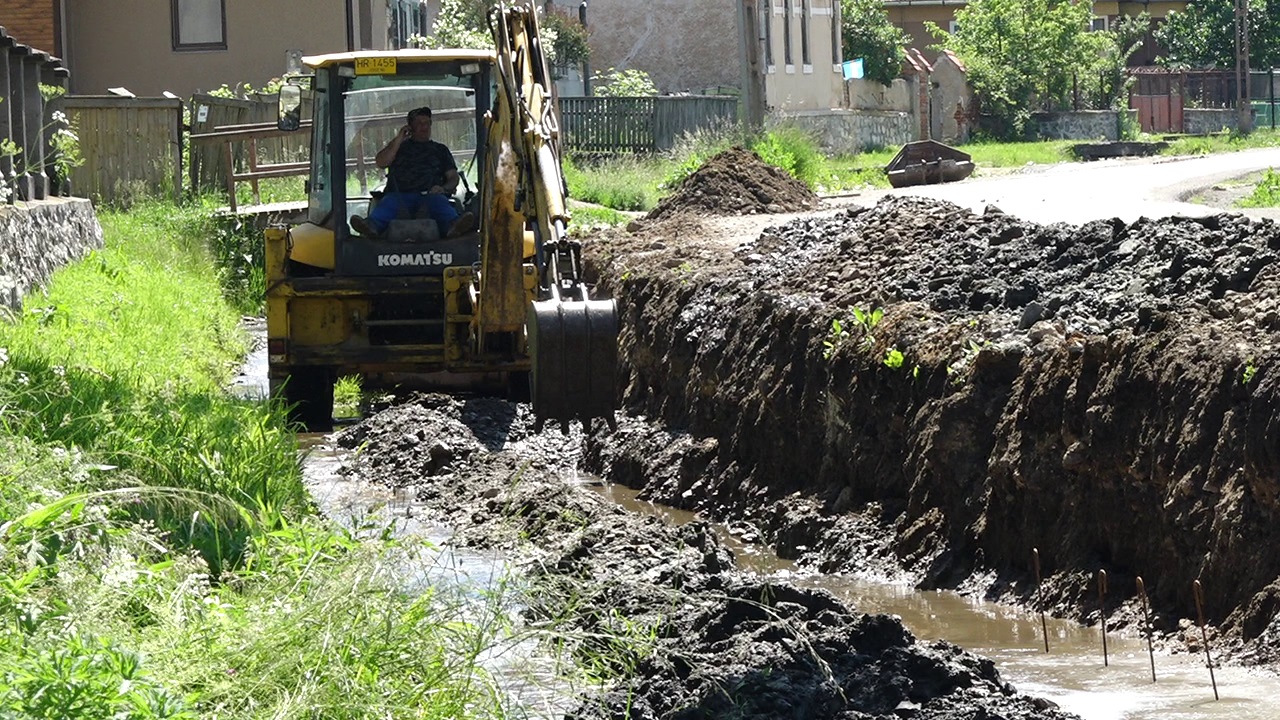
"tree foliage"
412,0,590,66
930,0,1101,136
1154,0,1280,70
1088,13,1151,110
840,0,910,86
591,68,659,97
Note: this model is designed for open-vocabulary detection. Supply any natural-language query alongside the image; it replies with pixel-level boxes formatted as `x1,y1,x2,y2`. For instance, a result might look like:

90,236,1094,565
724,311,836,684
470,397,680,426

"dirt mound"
646,146,818,220
740,195,1280,339
336,393,1075,719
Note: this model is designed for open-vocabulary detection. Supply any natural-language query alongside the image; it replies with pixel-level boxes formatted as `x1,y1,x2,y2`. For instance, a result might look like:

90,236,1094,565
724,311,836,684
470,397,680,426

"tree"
840,0,910,86
1085,13,1151,111
1154,0,1280,70
412,0,590,66
929,0,1096,137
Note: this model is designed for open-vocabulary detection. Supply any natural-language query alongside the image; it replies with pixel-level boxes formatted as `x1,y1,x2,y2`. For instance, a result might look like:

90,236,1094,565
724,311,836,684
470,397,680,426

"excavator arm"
482,2,618,430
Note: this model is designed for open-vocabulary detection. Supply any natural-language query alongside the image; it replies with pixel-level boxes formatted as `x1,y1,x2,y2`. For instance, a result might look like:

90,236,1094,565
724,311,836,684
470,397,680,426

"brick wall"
0,0,57,55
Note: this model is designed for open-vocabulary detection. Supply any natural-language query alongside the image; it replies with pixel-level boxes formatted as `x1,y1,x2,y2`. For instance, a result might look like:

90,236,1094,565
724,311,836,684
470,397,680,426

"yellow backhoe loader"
265,2,616,431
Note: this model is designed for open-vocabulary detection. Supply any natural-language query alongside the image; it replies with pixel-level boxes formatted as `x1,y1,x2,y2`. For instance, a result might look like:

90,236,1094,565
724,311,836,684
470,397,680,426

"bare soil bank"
582,195,1280,667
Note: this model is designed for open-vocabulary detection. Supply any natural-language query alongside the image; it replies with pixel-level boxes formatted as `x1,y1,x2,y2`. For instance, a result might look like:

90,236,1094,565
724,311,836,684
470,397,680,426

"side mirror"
278,84,302,132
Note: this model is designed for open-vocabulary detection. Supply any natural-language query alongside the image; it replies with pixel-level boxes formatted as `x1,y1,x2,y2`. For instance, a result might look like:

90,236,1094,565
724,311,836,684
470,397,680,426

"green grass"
564,154,666,211
0,195,520,718
1238,167,1280,208
1161,127,1280,157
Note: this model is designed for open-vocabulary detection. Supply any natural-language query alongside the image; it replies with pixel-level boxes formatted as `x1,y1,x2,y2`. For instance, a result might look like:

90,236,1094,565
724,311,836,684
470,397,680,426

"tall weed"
752,125,824,188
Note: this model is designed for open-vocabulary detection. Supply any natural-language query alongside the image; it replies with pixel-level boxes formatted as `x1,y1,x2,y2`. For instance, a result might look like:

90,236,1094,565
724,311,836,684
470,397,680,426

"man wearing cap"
350,106,476,239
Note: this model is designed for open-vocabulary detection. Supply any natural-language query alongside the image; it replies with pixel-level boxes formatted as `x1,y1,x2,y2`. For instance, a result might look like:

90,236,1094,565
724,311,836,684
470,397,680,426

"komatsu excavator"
264,2,617,431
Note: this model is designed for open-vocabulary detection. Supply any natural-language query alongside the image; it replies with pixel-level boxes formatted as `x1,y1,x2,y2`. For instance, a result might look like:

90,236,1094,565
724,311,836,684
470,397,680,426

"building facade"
0,0,425,97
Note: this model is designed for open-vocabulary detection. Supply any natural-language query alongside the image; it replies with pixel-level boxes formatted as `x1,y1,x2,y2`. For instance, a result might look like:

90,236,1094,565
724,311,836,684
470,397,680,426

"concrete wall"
1184,108,1251,135
770,108,913,154
579,0,740,93
844,77,911,112
0,198,102,311
1031,110,1124,141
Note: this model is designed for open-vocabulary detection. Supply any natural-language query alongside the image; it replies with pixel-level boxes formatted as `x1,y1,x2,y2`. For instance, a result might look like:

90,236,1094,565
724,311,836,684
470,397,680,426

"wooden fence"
558,96,740,154
189,93,310,195
55,96,183,204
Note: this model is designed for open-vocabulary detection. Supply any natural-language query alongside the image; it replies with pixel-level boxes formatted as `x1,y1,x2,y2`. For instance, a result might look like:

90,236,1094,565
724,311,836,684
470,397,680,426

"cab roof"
303,49,497,69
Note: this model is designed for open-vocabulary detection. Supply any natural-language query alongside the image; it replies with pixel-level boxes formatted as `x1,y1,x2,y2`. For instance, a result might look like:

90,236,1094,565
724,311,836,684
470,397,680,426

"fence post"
22,52,47,200
7,42,31,201
41,63,67,196
0,33,12,203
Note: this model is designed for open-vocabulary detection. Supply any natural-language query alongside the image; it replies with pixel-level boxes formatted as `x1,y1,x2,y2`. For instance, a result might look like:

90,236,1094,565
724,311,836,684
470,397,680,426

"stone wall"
1030,110,1125,141
0,199,103,311
770,109,914,154
1184,108,1250,135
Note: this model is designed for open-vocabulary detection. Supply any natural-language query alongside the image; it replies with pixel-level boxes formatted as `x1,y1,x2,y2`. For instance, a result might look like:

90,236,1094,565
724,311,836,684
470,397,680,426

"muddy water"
594,482,1280,720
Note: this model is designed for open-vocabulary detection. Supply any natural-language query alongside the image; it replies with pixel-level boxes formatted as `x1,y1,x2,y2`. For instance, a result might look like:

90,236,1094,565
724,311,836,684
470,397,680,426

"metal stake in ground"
1136,576,1156,682
1193,580,1219,700
1098,569,1109,666
1033,548,1049,653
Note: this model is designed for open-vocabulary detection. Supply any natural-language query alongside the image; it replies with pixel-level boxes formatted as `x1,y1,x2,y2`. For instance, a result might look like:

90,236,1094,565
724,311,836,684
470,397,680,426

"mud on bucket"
528,298,619,431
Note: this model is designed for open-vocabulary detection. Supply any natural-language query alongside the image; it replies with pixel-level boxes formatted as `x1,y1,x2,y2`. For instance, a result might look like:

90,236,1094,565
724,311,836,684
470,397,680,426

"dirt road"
861,147,1280,224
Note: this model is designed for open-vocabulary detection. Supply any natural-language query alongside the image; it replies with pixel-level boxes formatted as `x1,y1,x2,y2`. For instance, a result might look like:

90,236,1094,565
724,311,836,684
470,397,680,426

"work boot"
350,215,379,237
446,211,475,238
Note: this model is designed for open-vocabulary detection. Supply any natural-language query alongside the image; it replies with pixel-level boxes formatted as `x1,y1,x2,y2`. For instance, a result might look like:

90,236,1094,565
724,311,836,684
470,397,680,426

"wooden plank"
58,96,183,110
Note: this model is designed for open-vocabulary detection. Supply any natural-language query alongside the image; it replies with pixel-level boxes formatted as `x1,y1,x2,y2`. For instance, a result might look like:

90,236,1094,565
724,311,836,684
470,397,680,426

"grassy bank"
0,198,515,718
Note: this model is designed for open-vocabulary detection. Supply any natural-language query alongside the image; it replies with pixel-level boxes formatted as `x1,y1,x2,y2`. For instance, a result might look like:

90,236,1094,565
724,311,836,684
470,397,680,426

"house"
884,0,1189,64
0,0,428,97
545,0,840,110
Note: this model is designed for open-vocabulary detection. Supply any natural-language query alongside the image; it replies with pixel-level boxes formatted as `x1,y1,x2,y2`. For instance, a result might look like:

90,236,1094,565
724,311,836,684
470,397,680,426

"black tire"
282,367,335,432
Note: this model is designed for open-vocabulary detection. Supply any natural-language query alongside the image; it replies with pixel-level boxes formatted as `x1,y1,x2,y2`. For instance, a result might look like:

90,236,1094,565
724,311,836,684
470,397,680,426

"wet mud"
582,195,1280,668
336,393,1076,719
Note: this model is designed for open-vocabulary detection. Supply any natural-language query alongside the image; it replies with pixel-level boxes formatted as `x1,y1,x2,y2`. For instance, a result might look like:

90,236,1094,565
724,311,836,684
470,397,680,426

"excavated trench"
318,149,1280,717
580,151,1280,662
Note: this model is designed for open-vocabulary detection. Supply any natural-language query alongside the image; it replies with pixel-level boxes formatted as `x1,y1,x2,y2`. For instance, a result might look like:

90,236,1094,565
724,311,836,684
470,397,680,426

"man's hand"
428,185,446,195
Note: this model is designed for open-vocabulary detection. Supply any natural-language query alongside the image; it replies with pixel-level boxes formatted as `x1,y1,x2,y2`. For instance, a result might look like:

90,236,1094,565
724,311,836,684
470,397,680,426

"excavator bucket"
885,140,975,188
528,298,619,429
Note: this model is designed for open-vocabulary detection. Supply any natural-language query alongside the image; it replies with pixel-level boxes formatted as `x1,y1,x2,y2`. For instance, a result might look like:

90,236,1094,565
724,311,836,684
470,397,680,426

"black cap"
407,106,432,123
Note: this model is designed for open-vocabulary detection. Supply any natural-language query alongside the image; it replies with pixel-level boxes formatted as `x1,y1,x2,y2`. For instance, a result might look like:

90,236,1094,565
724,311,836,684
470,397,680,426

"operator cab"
280,50,497,277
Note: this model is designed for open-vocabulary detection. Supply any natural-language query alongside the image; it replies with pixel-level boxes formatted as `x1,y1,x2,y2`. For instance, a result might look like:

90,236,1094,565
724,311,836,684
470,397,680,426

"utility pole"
736,0,767,129
579,2,591,97
1237,0,1254,133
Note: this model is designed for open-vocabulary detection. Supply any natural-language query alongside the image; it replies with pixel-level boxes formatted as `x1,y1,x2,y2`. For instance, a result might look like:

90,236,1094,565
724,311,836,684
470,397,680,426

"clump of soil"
336,393,1077,720
646,146,818,220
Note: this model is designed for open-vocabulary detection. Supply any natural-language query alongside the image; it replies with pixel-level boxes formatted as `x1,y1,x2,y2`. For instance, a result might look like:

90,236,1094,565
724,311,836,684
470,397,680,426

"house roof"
303,48,497,69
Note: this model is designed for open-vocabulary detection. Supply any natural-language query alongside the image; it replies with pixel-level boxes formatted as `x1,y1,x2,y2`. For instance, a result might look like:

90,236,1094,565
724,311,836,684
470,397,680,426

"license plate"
355,57,397,76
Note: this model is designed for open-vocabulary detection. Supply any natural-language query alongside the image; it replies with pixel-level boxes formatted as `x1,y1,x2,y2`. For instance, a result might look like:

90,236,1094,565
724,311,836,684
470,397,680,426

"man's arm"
374,126,410,168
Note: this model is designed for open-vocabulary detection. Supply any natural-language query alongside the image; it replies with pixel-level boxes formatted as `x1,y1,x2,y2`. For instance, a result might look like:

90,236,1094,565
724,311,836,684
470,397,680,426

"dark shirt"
387,139,456,193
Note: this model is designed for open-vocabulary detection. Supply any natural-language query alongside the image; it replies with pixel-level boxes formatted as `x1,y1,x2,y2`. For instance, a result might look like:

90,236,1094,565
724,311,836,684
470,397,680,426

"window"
1091,17,1109,32
831,0,842,65
948,20,960,34
389,0,422,49
171,0,226,51
763,1,773,67
800,0,811,66
783,0,792,66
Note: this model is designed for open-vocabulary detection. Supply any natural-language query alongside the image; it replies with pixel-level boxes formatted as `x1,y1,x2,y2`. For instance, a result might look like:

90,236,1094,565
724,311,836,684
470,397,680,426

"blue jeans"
368,192,460,233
